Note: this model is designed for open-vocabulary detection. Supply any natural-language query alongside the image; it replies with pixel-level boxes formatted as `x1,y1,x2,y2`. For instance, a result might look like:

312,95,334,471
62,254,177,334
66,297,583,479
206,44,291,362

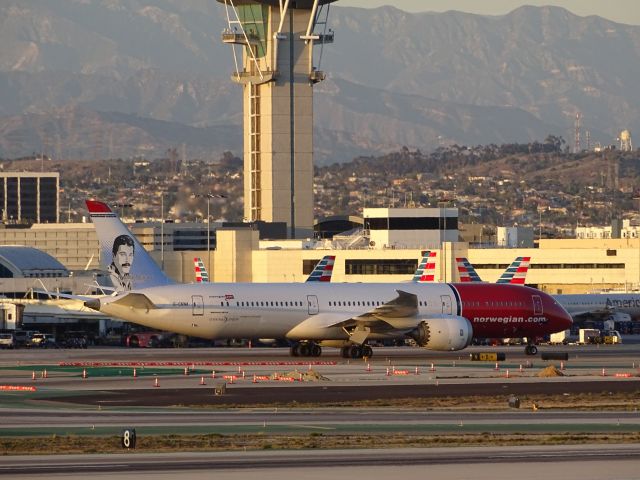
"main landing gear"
524,344,538,355
340,344,373,359
290,342,322,357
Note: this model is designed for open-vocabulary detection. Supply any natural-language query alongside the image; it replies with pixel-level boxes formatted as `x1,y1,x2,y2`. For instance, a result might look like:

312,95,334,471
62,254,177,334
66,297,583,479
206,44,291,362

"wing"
286,290,419,344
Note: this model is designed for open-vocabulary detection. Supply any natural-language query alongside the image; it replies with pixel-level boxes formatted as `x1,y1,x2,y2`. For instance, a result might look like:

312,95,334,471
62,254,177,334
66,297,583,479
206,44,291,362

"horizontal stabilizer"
111,293,157,311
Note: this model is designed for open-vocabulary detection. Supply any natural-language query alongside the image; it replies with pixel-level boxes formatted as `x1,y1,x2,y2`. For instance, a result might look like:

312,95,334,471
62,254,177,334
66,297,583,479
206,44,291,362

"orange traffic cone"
200,376,206,385
154,377,160,387
43,369,48,379
31,371,36,381
133,368,137,378
82,368,87,379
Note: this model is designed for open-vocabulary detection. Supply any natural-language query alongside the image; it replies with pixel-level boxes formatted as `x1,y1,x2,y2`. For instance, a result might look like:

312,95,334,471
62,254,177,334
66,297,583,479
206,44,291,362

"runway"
1,344,640,455
2,445,640,479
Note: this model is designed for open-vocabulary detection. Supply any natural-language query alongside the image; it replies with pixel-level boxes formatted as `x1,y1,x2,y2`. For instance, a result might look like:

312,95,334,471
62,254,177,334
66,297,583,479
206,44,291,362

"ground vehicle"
124,332,166,348
553,328,623,345
60,331,88,349
30,333,57,348
13,330,38,347
0,333,14,349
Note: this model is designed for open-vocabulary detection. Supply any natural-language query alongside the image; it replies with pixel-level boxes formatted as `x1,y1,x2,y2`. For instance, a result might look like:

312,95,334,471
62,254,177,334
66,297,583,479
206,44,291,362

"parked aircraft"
455,257,531,284
194,255,336,283
453,255,638,322
82,200,571,357
554,293,640,322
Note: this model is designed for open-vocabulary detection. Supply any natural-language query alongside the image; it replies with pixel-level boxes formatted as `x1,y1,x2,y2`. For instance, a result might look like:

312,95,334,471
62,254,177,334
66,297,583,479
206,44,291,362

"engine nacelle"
409,316,473,351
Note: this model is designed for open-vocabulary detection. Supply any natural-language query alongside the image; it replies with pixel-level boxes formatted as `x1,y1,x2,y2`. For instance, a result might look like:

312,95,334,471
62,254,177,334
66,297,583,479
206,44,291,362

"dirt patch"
537,365,565,377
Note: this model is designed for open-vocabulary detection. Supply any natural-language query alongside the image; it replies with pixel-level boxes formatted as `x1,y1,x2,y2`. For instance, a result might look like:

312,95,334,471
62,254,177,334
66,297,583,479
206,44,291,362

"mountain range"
1,1,638,164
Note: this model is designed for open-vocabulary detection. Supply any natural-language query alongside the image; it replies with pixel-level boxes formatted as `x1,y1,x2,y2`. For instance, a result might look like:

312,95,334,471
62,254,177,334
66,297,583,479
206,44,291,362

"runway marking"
289,424,336,430
0,464,130,471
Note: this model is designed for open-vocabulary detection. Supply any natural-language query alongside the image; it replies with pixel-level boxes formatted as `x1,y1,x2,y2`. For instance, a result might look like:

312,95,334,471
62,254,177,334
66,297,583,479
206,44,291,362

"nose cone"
544,294,573,332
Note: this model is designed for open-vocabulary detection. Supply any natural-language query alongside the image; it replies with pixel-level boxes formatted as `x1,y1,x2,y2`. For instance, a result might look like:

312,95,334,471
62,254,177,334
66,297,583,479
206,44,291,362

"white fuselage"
555,293,640,320
99,282,459,340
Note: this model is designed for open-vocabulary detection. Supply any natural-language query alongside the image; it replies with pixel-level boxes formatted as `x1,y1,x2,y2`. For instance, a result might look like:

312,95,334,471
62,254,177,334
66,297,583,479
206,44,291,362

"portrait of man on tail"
108,234,135,291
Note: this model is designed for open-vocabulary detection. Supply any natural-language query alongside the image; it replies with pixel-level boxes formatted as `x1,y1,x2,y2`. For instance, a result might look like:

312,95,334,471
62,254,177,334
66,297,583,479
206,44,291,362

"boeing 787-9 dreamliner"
83,200,572,358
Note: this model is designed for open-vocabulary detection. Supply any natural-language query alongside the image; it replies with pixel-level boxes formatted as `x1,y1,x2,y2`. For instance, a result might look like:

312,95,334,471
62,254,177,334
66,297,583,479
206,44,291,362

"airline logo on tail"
496,257,531,285
87,200,174,292
194,257,209,283
413,251,436,283
455,256,530,285
456,258,483,282
306,256,336,282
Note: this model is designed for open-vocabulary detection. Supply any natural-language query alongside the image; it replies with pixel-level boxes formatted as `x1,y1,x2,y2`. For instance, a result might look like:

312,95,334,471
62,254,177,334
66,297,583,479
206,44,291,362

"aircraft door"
192,295,204,316
532,295,543,315
441,295,452,315
307,295,319,315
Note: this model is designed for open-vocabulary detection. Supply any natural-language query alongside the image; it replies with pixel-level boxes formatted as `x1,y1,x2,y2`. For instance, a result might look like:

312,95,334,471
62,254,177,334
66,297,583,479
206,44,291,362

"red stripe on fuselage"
451,283,571,339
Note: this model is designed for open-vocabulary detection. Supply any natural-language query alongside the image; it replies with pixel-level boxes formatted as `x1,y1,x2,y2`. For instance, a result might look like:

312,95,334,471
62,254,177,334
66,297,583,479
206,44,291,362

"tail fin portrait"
86,200,174,292
306,255,336,282
496,256,531,285
194,257,210,283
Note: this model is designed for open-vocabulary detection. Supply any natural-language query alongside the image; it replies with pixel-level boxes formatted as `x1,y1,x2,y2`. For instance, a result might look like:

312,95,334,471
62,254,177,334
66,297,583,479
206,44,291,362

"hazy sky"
339,1,640,26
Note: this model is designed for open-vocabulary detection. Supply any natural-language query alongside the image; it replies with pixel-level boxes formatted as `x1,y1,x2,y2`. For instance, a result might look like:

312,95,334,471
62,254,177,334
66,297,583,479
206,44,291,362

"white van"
0,333,15,349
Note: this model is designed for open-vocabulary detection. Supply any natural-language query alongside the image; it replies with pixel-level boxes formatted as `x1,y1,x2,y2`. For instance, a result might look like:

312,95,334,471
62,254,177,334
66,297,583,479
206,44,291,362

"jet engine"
408,316,473,351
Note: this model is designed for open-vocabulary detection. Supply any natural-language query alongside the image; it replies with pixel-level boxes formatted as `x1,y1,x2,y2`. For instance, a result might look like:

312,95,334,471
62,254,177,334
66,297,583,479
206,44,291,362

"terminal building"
0,172,59,223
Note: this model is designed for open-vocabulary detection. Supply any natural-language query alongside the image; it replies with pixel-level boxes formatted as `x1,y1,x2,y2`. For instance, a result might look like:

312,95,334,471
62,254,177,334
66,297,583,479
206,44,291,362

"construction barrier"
615,373,633,378
469,352,506,362
0,385,37,392
59,361,337,367
393,370,409,376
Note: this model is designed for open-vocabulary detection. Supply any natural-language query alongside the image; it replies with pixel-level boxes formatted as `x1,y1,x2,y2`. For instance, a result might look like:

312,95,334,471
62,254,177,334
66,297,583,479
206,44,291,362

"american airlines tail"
194,257,209,283
87,200,174,292
413,251,436,283
305,255,336,282
456,258,483,282
496,257,531,285
455,256,531,285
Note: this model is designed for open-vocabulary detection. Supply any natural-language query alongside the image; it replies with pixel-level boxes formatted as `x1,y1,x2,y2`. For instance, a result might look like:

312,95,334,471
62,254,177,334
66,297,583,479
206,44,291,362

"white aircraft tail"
86,200,174,292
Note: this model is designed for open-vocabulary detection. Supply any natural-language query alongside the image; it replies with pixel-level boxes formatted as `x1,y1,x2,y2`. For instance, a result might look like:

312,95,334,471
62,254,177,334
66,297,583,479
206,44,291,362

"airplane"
194,255,336,283
554,293,640,323
452,256,639,323
81,200,571,358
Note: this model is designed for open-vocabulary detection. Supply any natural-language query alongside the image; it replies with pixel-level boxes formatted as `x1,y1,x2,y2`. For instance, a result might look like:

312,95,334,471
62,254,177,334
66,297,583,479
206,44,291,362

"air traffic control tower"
218,0,336,238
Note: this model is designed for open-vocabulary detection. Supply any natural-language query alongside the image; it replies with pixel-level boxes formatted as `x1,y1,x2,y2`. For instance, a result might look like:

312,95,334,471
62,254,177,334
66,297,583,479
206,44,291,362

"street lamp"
113,202,133,219
193,194,226,272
